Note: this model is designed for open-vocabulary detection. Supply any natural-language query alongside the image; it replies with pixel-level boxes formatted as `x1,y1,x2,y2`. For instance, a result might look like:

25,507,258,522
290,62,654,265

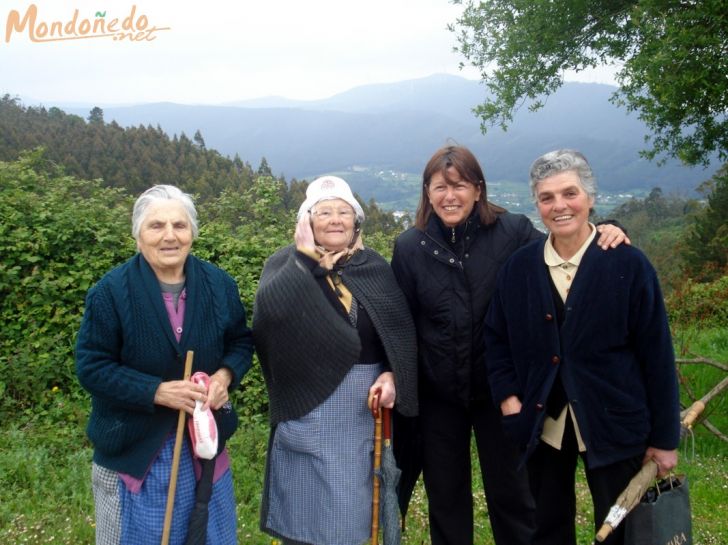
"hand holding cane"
161,350,194,545
595,459,658,542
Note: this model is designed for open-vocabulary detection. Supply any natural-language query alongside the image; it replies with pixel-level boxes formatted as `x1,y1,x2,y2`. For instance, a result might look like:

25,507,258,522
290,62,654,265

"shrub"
667,275,728,329
0,152,133,413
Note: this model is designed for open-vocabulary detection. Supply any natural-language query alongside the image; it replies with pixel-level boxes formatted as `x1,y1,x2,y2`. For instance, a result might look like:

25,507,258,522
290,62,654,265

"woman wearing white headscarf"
254,176,418,545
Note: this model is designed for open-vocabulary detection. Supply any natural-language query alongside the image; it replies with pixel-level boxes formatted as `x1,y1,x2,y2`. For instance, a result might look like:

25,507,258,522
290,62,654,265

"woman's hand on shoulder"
596,223,631,249
154,379,207,415
368,371,396,410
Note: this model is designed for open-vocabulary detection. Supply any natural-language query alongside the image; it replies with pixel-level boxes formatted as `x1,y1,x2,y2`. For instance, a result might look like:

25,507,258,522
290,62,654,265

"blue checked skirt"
92,435,236,545
262,363,383,545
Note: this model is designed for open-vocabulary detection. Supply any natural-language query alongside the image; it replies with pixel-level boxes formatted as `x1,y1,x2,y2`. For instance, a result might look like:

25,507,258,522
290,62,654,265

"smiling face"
426,168,482,228
136,200,193,282
310,198,357,252
536,170,595,247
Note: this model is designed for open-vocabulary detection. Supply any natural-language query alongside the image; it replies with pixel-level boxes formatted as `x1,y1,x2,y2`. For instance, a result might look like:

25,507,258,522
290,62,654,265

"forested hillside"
0,95,405,234
0,95,257,200
57,76,720,195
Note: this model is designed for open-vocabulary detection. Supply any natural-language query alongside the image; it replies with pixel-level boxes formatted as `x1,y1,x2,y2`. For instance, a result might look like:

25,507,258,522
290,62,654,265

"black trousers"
526,417,643,545
419,395,535,545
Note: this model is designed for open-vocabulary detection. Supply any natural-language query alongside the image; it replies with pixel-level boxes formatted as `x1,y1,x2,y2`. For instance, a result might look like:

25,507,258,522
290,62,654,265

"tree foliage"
606,185,698,291
683,165,728,281
451,0,728,166
0,152,134,411
0,96,407,237
604,171,727,291
0,95,257,200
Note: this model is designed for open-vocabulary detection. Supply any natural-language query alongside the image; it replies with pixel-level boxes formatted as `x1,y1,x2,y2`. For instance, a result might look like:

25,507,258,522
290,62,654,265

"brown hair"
415,145,505,230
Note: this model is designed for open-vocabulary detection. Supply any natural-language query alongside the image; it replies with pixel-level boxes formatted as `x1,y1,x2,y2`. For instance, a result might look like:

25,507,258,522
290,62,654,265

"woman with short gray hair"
485,150,680,545
77,184,253,545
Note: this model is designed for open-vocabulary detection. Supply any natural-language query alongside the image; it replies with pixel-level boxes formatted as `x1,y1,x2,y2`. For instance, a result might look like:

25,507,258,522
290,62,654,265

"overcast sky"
2,0,619,106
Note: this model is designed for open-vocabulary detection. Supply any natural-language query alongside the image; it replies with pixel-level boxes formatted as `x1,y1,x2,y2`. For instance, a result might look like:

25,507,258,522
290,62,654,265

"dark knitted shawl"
253,245,418,425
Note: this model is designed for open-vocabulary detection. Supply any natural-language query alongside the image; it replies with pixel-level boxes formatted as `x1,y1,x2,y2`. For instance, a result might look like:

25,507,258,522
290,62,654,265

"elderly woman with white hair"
254,176,418,545
76,184,253,545
484,150,680,545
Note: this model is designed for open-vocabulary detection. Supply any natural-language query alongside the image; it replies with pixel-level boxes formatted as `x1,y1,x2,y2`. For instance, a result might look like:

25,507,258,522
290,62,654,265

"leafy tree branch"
451,0,727,166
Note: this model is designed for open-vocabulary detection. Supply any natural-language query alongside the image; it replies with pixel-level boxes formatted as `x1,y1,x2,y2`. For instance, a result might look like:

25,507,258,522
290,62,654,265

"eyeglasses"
310,208,355,220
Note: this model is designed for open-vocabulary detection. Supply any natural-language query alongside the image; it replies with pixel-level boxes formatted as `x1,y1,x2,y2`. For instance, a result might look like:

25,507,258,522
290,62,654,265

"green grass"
0,420,95,544
2,415,723,545
1,328,725,544
674,326,728,456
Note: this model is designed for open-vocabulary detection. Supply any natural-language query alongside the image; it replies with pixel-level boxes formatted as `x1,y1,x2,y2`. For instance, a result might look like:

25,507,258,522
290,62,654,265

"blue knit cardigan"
484,238,680,468
76,253,253,478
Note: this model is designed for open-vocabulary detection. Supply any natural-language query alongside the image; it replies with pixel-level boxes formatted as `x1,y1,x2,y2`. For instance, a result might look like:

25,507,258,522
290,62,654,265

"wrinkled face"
310,198,357,252
427,169,481,227
136,200,193,279
536,170,594,244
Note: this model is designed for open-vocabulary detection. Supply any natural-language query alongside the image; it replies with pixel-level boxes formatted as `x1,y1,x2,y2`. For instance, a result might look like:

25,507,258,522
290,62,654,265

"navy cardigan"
484,238,680,468
76,253,253,478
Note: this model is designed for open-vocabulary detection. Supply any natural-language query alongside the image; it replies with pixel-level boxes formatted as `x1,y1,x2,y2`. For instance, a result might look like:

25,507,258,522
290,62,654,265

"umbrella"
162,350,194,545
595,459,658,542
183,457,217,545
378,407,402,545
370,391,402,545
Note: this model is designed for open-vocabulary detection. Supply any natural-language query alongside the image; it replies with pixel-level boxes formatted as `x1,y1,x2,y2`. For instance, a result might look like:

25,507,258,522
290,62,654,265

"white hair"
529,149,597,202
131,185,198,240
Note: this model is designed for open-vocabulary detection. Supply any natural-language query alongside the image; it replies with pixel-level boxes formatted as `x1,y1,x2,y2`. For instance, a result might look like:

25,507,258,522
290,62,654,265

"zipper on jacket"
451,227,456,244
424,233,464,270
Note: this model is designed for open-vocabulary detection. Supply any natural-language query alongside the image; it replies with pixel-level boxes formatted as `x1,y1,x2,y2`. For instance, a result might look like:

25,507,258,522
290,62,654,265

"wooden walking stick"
371,391,382,545
161,350,194,545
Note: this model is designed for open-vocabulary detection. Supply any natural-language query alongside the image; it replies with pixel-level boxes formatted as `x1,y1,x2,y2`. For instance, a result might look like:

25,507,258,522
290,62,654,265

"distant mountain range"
58,74,718,205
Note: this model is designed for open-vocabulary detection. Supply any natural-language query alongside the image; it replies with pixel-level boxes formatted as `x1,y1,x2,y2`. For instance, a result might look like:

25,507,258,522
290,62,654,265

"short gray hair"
529,149,597,202
131,185,198,240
